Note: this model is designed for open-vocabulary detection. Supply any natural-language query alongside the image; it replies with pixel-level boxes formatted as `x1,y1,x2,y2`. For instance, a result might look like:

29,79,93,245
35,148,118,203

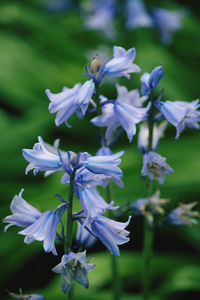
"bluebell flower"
79,187,118,224
85,0,116,39
3,189,41,232
8,289,45,299
52,251,95,292
76,223,97,249
152,8,185,45
140,66,164,96
138,121,168,153
168,203,199,226
19,210,59,255
142,151,174,184
91,215,131,256
132,190,169,224
155,99,200,139
126,0,153,30
101,46,140,79
22,136,62,175
84,150,124,181
46,80,95,127
91,84,150,142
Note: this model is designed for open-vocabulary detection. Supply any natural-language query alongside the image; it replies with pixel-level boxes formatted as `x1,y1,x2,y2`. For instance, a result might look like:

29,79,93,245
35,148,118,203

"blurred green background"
0,0,200,299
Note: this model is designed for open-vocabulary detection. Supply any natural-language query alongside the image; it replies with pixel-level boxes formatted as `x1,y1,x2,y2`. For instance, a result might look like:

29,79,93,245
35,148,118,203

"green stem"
141,95,155,300
105,183,121,300
65,169,76,300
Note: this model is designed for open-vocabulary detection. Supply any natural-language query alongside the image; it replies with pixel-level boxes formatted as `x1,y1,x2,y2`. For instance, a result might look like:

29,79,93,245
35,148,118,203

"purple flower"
91,84,150,142
91,215,131,256
126,0,153,30
155,99,200,139
152,8,185,45
168,203,199,226
3,189,41,232
102,46,140,79
22,136,62,175
84,150,124,181
79,187,118,224
46,80,95,127
142,151,174,184
52,251,95,292
76,223,97,249
19,210,59,255
140,66,164,96
138,121,168,153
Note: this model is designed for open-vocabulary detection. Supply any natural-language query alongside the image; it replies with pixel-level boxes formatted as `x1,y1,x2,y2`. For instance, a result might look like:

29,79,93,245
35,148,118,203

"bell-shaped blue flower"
52,251,95,293
91,215,131,256
84,150,124,181
19,210,59,255
76,223,97,249
101,46,140,79
3,189,41,232
140,66,164,96
22,136,62,175
155,99,200,139
142,151,174,184
138,121,168,153
46,80,95,127
126,0,153,30
79,187,118,224
168,203,199,226
91,84,150,142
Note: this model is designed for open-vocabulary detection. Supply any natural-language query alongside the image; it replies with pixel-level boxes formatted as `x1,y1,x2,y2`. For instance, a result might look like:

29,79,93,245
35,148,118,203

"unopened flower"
138,121,168,153
91,215,131,256
140,66,164,96
142,151,174,184
52,251,95,293
168,203,199,226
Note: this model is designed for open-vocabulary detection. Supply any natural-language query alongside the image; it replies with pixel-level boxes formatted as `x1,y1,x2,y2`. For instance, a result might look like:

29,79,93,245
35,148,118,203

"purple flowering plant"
3,43,200,300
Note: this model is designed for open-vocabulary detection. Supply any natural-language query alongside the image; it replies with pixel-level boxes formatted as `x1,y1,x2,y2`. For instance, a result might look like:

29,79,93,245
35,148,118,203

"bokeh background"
0,0,200,299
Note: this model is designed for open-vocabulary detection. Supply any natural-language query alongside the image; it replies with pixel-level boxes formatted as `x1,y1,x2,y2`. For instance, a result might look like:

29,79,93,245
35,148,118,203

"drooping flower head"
90,215,131,256
46,80,95,127
126,0,153,30
155,99,200,139
168,203,199,226
52,251,95,293
91,84,150,142
142,151,174,184
140,66,164,96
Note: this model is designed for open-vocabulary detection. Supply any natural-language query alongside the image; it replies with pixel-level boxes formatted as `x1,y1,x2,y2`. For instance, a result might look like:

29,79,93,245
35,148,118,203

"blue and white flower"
79,187,118,224
142,151,174,184
76,223,97,249
138,121,168,153
101,46,140,79
19,210,60,255
52,251,95,293
140,66,164,96
126,0,153,30
91,215,131,256
155,99,200,139
168,203,199,226
91,84,150,142
22,136,62,175
46,80,95,127
3,189,41,232
152,8,185,45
